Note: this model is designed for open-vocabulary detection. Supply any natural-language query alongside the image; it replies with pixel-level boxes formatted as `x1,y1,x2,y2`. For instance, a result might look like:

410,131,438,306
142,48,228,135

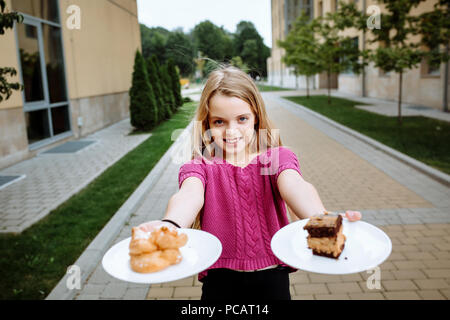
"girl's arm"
139,177,204,230
277,169,326,220
164,177,205,228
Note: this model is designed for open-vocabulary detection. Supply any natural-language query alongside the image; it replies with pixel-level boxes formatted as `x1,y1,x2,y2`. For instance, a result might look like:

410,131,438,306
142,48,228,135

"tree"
159,63,176,115
313,13,365,104
192,20,230,62
230,56,248,71
165,31,196,77
0,0,24,103
417,0,450,112
368,0,427,124
150,55,173,120
241,39,259,72
129,50,158,131
167,58,183,109
278,12,322,98
145,55,166,122
233,21,271,78
140,25,169,63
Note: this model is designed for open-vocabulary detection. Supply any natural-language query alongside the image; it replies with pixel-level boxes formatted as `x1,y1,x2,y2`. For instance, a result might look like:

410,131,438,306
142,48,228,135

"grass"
0,101,199,300
256,84,295,92
284,95,450,175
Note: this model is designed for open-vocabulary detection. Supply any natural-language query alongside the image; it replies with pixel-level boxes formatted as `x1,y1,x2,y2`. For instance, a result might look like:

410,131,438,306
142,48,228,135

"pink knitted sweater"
178,146,302,281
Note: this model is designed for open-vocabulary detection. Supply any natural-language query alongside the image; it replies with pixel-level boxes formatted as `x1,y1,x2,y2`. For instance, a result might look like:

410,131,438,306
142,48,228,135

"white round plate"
271,219,392,274
102,228,222,284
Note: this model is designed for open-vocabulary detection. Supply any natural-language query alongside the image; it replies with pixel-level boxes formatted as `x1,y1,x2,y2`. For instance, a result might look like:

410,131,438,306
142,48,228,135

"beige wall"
0,0,141,169
60,0,141,100
0,0,22,110
268,0,291,86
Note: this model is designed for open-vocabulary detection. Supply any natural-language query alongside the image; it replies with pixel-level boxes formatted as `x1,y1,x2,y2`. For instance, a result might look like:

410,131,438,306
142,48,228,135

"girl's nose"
225,127,239,136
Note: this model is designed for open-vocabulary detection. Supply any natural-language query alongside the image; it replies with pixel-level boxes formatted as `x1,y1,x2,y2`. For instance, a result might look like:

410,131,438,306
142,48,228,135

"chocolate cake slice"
303,213,346,259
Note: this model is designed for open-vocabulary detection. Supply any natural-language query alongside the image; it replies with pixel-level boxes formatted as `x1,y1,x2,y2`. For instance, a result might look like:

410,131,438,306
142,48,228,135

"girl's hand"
344,210,362,222
137,220,176,233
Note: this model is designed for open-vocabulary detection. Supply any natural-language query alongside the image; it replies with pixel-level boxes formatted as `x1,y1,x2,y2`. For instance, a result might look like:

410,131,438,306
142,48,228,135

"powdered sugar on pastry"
129,226,187,273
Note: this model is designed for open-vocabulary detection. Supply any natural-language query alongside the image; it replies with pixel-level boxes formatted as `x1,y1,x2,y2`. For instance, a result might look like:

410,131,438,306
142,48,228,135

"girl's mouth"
223,137,243,145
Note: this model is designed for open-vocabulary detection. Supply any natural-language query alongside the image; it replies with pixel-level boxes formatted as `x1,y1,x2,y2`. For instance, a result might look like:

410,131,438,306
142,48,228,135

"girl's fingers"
345,210,362,222
138,221,177,233
138,221,162,232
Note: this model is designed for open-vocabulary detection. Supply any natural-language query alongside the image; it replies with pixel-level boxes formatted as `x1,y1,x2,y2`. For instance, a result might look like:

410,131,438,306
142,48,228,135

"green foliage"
160,63,176,115
0,0,24,102
165,31,196,77
0,0,23,34
233,21,271,78
278,12,322,78
203,59,220,78
230,56,248,71
145,55,165,122
140,20,269,80
167,58,183,108
140,25,196,78
151,55,172,121
0,67,23,103
192,21,231,62
129,50,158,130
313,15,364,76
368,0,427,73
140,25,169,63
416,0,450,69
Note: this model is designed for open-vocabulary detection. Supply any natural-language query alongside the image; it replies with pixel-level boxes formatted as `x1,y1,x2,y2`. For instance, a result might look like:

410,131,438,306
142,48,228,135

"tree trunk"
444,43,449,113
306,76,310,98
327,71,331,105
398,71,403,125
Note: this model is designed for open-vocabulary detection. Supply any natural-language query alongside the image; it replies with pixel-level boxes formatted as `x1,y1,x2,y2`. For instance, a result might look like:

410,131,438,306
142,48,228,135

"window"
12,0,59,23
421,46,441,77
13,0,72,148
341,37,359,75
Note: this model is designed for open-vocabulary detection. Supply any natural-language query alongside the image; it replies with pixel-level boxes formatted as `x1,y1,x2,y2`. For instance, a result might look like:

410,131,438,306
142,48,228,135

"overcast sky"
136,0,272,48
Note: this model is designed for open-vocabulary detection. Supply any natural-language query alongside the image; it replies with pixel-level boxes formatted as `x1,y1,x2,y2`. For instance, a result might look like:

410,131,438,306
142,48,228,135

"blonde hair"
190,63,283,229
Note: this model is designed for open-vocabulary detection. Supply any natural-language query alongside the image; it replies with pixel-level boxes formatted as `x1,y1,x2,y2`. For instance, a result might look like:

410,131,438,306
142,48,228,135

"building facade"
0,0,141,169
267,0,449,111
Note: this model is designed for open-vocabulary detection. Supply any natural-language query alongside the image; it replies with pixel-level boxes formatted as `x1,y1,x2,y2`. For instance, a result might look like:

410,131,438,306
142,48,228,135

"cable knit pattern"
178,146,303,282
227,168,244,259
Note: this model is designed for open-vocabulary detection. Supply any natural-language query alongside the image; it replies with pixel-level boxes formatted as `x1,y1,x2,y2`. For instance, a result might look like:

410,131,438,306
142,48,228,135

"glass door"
15,8,71,148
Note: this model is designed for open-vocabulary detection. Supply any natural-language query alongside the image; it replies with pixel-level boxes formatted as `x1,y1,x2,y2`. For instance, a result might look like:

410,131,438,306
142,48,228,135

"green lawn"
0,101,198,300
284,95,450,175
256,84,295,92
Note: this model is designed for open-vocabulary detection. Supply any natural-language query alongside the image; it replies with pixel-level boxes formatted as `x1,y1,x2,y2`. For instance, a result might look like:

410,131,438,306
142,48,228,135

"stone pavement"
73,90,449,300
0,119,151,234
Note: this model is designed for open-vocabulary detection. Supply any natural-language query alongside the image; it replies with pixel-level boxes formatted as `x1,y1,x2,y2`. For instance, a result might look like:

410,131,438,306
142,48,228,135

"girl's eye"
213,118,247,125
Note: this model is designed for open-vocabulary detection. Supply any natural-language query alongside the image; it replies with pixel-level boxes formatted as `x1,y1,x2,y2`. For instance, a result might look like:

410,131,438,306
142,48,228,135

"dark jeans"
201,266,291,301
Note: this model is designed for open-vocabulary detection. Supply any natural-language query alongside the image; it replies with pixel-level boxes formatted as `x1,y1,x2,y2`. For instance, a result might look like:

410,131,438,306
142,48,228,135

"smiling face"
207,93,257,161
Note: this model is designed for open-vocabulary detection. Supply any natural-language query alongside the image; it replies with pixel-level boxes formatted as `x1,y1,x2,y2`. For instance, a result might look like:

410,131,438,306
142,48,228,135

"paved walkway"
69,90,450,300
0,119,151,234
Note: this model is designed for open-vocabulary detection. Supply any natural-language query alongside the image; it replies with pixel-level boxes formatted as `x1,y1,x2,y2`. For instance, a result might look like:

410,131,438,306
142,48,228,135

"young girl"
139,65,362,300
